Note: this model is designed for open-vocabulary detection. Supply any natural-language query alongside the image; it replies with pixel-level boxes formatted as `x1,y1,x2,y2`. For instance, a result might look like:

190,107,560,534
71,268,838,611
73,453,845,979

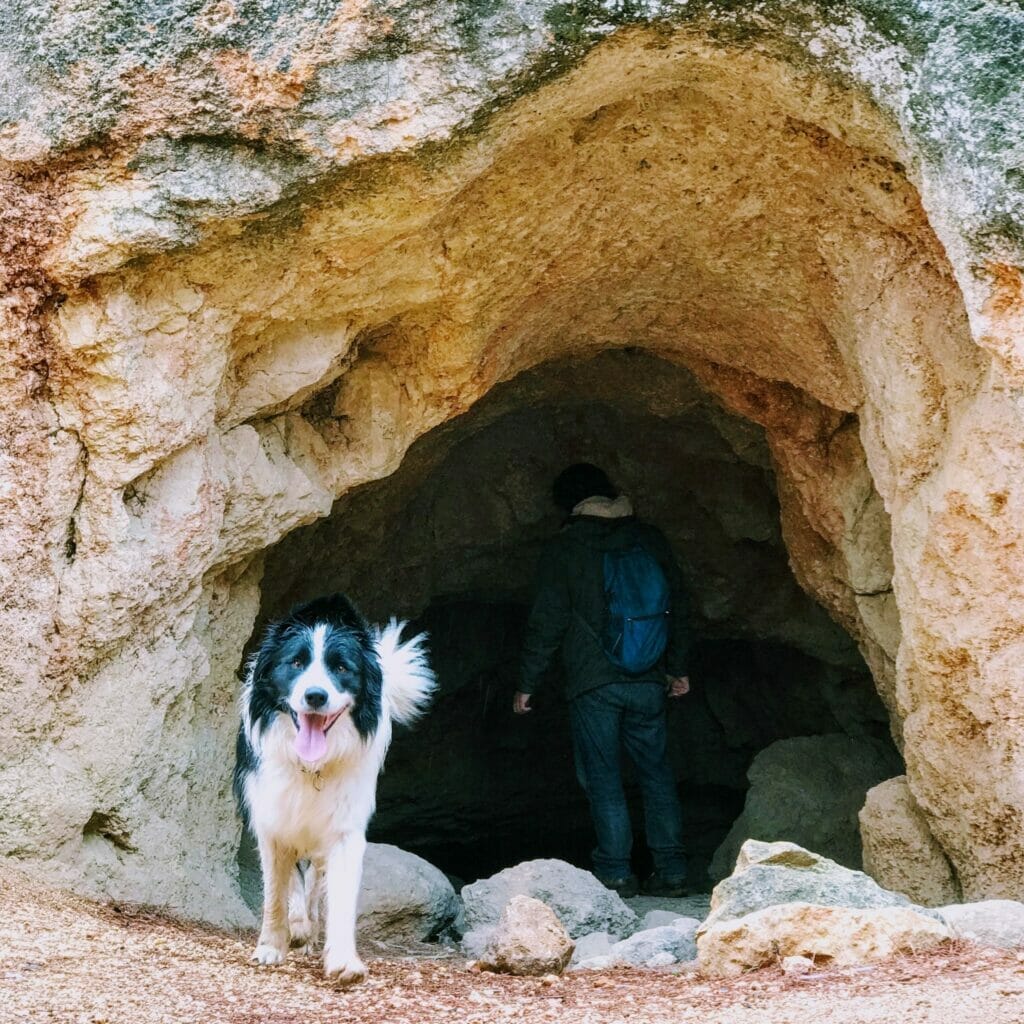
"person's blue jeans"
569,682,687,882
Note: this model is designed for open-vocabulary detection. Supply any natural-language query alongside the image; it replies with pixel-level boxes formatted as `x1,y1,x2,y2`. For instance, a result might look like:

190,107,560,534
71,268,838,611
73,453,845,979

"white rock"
571,931,613,963
698,902,952,977
939,900,1024,948
781,954,815,975
570,955,614,971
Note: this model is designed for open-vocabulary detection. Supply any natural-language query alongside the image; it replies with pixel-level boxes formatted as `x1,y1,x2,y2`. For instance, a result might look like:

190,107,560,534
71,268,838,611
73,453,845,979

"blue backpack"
601,545,671,674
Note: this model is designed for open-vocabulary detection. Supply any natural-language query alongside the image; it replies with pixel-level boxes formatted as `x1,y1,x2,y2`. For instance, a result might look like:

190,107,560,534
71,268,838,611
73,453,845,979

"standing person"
514,463,692,898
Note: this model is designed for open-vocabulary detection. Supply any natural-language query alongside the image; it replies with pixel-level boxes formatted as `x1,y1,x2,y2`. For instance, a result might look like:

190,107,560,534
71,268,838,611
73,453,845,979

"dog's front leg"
323,832,367,984
253,832,294,965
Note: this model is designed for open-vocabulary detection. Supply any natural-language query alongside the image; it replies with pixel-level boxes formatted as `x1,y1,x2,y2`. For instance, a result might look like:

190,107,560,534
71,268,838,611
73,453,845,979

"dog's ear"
352,644,384,739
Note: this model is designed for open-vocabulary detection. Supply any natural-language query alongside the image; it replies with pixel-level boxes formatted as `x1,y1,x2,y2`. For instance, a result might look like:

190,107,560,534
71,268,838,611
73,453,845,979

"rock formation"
4,1,1024,918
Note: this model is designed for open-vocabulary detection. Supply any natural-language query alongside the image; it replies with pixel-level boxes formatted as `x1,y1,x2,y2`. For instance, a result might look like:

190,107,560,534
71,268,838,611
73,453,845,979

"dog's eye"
291,658,304,669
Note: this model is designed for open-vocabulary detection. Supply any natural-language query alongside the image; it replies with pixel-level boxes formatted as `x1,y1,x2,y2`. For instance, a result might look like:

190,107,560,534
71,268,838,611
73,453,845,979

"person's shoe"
641,873,688,898
598,873,639,899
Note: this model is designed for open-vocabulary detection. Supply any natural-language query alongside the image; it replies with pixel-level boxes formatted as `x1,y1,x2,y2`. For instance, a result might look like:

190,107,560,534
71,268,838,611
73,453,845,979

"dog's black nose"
304,687,328,710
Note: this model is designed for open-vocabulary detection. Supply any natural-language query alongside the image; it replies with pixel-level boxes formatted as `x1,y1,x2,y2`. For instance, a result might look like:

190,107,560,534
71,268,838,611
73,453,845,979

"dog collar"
299,763,324,791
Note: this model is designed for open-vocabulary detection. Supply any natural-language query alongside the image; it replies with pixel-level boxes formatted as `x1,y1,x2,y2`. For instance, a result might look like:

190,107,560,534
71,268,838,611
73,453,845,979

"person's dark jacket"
519,511,692,700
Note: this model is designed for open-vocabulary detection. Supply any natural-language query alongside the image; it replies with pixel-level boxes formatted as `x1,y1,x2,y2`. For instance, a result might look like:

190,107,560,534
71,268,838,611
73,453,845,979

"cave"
9,11,1024,927
237,350,898,896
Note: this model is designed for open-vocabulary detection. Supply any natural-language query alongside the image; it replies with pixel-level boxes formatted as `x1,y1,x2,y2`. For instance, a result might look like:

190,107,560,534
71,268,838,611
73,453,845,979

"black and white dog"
234,593,434,984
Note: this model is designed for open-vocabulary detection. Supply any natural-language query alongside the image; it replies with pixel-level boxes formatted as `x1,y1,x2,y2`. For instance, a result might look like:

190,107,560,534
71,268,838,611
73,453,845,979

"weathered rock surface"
939,901,1024,949
704,840,934,933
462,860,637,940
356,843,461,943
3,0,1024,921
478,895,574,976
711,735,903,880
698,903,952,977
860,777,960,907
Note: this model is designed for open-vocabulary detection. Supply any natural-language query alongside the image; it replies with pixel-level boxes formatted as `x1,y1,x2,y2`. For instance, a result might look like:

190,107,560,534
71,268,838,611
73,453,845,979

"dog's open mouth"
289,710,343,764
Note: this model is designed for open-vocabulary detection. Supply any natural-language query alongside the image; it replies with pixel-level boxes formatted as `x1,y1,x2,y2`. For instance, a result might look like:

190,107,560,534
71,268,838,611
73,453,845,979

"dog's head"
246,594,383,764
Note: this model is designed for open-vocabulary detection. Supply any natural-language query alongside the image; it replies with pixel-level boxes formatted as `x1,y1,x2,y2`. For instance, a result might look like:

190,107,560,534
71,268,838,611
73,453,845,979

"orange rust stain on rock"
978,262,1024,383
213,50,314,115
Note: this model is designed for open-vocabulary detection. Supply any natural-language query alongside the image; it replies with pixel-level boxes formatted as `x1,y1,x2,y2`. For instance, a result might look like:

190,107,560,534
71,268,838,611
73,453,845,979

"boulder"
859,776,960,907
939,901,1024,948
703,840,935,933
698,902,952,977
461,859,637,939
357,843,461,943
710,735,903,880
609,918,699,966
478,895,574,976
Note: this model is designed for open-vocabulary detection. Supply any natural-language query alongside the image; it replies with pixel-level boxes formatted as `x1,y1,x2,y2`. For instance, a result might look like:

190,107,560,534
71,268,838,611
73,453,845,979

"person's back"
514,464,693,897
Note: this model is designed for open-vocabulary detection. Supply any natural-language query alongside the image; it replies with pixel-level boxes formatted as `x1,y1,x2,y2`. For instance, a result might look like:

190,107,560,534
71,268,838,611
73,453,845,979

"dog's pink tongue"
295,713,328,763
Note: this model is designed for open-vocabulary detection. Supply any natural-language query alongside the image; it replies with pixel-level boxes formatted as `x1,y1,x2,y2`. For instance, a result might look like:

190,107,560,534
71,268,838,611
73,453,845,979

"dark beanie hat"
552,463,618,513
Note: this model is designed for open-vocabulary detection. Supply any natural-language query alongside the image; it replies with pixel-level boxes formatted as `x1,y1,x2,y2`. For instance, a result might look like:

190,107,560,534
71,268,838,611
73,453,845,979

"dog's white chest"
245,718,384,859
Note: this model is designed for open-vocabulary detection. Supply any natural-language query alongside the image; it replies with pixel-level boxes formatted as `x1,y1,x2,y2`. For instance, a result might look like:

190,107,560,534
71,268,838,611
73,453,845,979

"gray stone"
357,843,462,943
939,901,1024,948
460,926,496,960
461,859,637,939
703,839,939,934
645,951,676,967
571,931,613,963
710,734,904,880
610,918,699,966
639,909,688,930
627,894,712,923
570,955,614,972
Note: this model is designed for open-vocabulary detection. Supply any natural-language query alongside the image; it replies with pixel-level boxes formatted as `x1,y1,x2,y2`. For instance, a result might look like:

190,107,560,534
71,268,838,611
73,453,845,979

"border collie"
234,593,434,984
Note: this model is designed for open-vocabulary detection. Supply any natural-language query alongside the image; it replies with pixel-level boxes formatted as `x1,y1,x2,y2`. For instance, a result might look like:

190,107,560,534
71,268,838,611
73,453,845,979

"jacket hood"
564,496,646,550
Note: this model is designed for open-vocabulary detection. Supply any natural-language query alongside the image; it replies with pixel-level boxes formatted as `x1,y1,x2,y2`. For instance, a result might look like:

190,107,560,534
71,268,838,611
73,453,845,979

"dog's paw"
252,943,288,966
324,953,367,986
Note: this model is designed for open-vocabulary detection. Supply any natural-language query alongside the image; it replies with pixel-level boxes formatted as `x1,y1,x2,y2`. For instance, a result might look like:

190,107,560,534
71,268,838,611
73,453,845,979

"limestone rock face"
860,777,960,907
710,734,903,880
697,902,952,977
478,895,574,976
3,0,1024,920
461,860,637,940
356,843,461,944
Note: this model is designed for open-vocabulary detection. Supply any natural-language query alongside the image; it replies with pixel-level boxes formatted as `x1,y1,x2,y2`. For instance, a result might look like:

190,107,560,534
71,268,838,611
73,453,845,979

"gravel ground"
4,862,1024,1024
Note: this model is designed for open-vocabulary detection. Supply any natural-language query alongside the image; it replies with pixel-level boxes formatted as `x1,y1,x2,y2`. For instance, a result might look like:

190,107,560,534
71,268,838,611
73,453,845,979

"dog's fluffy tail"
374,619,436,726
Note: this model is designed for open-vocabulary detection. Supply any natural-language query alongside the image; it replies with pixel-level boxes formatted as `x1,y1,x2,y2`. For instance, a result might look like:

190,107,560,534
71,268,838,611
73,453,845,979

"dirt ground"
4,863,1024,1024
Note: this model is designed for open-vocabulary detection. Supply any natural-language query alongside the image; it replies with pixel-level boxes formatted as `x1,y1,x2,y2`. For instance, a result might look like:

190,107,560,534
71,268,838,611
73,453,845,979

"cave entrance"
246,350,898,891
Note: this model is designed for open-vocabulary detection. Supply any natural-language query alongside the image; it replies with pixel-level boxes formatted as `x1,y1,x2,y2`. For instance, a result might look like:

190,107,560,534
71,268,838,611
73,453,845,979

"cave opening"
240,349,899,896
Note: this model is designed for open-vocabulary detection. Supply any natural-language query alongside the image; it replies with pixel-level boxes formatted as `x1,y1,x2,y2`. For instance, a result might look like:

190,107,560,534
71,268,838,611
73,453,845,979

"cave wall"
3,3,1024,917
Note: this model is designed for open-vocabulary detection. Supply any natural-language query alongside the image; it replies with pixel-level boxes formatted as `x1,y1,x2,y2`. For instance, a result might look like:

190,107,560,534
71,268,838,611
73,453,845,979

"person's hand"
666,675,690,698
513,691,533,714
